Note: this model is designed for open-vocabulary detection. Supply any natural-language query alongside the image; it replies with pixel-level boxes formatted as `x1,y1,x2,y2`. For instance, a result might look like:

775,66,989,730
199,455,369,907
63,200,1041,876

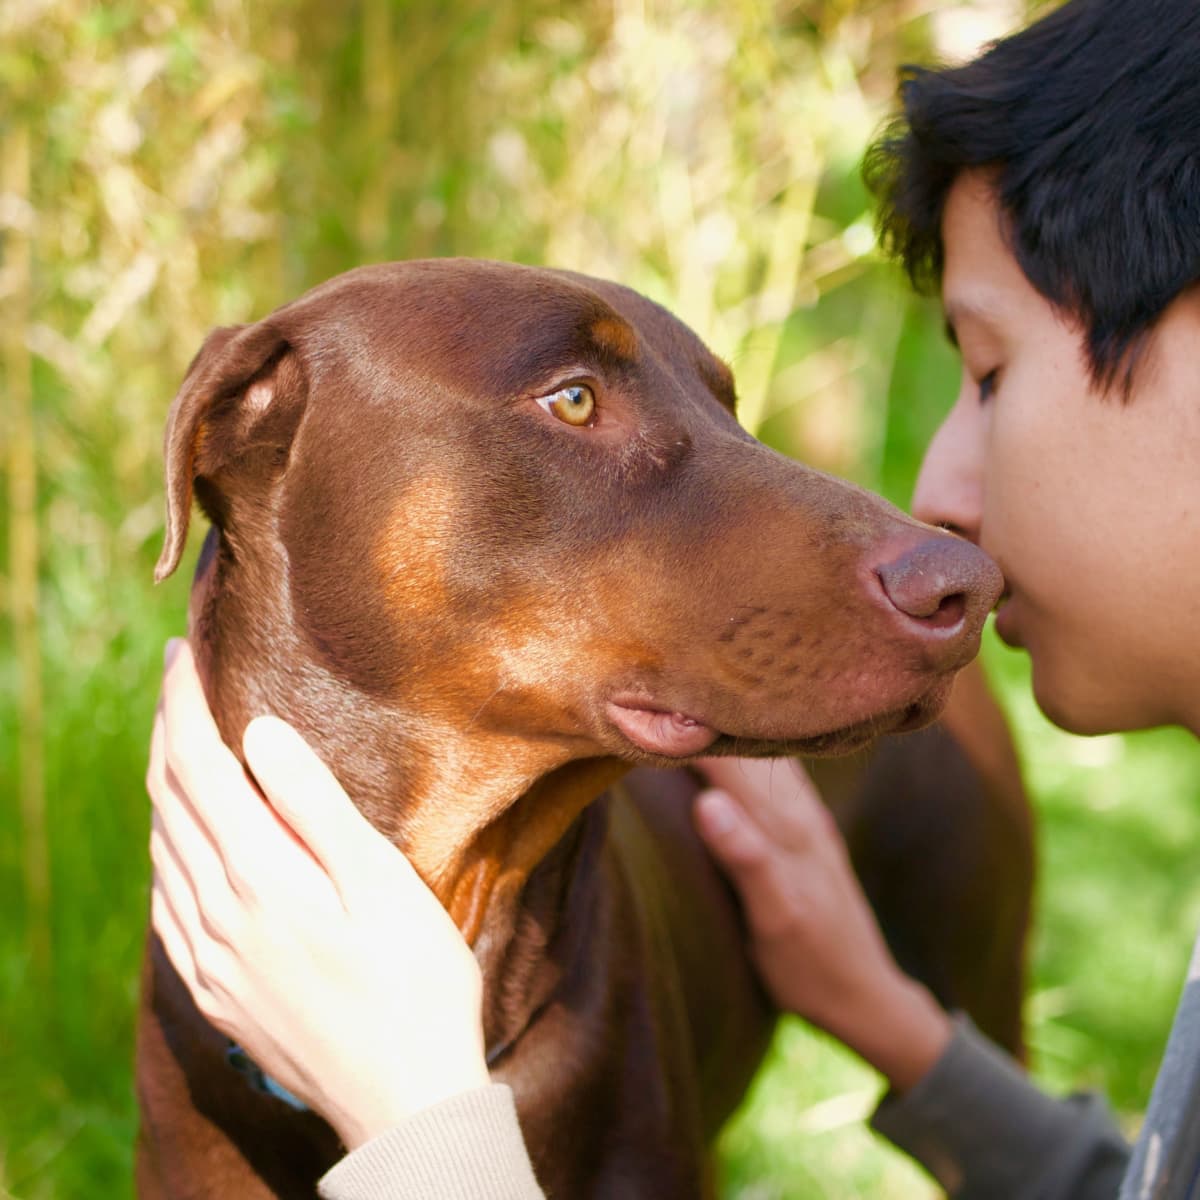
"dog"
137,259,1029,1198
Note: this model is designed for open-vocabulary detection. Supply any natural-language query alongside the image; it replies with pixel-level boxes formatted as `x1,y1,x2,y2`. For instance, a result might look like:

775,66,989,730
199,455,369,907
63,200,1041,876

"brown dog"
137,260,1026,1198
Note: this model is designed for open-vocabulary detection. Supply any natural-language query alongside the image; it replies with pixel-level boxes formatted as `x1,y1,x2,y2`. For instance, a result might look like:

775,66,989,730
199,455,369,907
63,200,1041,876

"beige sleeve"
317,1084,545,1200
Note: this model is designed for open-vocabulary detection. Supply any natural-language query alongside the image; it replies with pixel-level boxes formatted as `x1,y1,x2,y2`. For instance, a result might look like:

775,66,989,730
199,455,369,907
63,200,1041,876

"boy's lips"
993,595,1024,647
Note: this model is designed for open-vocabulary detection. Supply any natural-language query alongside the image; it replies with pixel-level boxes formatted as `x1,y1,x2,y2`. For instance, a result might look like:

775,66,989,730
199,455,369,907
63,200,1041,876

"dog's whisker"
466,682,508,732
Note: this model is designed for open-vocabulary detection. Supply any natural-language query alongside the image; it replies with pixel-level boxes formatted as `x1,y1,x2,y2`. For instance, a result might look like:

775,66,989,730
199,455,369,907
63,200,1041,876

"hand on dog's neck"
189,528,629,973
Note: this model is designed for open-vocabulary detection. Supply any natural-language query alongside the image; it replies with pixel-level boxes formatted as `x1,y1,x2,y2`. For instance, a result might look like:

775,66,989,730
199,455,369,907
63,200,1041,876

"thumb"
243,716,410,897
694,787,774,876
694,788,800,944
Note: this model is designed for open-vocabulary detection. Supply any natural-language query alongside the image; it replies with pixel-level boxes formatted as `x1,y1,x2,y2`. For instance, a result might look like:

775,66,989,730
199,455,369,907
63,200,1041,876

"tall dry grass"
7,2,1199,1197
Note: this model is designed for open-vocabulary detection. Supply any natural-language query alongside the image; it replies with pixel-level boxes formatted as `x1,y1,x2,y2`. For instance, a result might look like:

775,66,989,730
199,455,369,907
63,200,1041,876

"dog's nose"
875,536,1003,646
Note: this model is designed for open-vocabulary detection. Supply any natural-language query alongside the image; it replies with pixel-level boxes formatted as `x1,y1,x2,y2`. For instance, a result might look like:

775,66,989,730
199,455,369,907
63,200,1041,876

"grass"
6,296,1200,1197
5,7,1196,1194
6,561,1200,1197
1,552,192,1198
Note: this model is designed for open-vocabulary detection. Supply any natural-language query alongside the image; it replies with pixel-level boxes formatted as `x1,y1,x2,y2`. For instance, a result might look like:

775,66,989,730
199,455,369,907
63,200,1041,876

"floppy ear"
155,319,307,582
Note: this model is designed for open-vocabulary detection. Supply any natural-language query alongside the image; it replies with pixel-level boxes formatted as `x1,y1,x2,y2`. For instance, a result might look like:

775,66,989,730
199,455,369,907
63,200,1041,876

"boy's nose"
911,396,984,543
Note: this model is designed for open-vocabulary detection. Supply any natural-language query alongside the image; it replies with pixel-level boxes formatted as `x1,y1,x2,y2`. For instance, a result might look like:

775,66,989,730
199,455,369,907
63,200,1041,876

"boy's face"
913,171,1200,736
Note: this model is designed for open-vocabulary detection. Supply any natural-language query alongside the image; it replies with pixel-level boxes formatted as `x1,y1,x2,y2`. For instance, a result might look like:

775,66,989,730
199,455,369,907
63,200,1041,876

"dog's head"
158,260,1000,917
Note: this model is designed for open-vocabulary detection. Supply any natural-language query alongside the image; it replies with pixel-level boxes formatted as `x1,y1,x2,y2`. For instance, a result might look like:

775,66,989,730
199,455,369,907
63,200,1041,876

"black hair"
864,0,1200,389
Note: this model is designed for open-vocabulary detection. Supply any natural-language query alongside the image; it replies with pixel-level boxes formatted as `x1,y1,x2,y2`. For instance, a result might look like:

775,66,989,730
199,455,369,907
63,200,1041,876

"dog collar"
226,1041,309,1111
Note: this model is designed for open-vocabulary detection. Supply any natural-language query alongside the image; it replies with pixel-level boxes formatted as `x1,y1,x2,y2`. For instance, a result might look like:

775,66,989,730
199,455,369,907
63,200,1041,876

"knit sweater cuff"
318,1084,545,1200
871,1016,1128,1199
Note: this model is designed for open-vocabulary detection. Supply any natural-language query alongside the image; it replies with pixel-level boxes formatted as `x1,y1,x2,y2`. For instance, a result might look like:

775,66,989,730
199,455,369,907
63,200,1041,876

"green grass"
7,297,1198,1198
1,551,192,1198
5,7,1196,1194
7,588,1200,1197
7,295,1200,1195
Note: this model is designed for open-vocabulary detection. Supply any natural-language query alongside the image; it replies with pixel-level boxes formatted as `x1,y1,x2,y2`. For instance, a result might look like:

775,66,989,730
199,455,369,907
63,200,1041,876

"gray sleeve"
1117,947,1200,1199
317,1084,545,1200
871,1016,1128,1199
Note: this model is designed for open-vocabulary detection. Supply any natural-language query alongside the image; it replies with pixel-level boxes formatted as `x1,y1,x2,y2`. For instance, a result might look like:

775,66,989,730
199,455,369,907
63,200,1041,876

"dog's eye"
537,383,595,427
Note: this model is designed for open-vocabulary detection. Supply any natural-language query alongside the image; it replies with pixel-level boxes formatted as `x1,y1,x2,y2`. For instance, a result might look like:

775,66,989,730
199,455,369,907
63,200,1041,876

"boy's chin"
1031,658,1165,738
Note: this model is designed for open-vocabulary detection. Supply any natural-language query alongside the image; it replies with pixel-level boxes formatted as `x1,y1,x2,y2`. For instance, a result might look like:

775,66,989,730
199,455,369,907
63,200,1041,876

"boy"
147,0,1200,1194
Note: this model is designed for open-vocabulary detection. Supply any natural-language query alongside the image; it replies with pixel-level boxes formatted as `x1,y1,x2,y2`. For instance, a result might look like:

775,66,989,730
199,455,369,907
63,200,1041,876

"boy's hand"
694,756,953,1092
147,639,490,1149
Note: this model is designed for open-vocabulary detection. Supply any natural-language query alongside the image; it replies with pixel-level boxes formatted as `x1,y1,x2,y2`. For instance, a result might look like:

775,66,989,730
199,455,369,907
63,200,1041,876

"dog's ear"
155,319,307,582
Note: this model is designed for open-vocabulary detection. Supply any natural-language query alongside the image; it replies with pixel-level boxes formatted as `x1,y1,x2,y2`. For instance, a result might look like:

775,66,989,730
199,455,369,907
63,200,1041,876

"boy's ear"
155,319,307,582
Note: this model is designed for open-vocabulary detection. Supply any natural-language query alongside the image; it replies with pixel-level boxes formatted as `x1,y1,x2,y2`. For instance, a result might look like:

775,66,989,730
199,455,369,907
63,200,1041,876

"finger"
693,788,773,870
696,757,827,845
149,701,232,909
150,868,200,995
160,641,286,865
698,756,823,811
693,788,798,936
770,759,844,845
161,640,233,784
150,808,231,947
150,806,204,993
696,755,772,795
243,716,422,905
146,699,168,805
151,876,233,1032
150,696,235,888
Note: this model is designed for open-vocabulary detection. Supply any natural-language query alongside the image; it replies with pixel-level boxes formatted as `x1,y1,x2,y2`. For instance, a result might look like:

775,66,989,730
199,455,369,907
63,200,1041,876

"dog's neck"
189,532,629,1035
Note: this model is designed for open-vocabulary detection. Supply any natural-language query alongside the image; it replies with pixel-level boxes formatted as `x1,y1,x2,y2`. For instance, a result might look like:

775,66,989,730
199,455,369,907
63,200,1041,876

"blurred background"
4,0,1200,1195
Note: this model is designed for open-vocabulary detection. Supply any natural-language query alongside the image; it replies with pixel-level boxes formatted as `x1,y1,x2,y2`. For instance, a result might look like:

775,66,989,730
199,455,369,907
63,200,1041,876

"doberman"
138,260,1032,1198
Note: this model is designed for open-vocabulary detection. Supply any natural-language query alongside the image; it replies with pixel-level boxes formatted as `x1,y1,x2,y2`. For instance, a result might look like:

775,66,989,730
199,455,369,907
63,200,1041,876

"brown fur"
138,260,1031,1198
